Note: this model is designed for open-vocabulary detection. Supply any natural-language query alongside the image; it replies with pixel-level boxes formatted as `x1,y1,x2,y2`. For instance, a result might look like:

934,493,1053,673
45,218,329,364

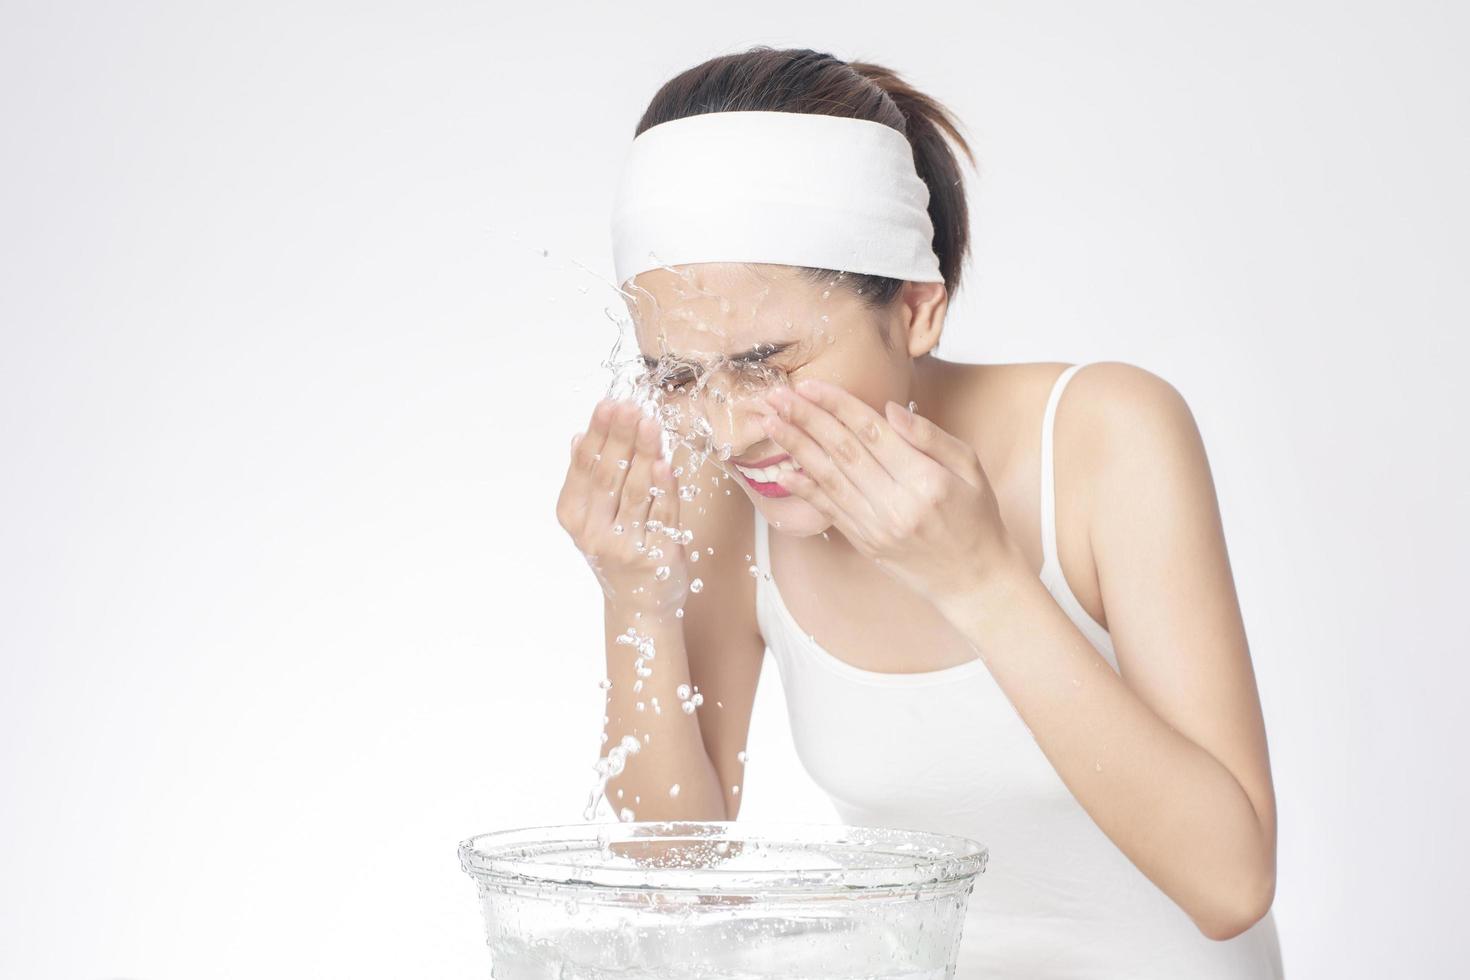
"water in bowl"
459,820,987,979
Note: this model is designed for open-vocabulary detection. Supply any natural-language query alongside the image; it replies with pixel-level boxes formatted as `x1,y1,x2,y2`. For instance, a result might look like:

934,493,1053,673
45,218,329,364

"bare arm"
687,362,1274,923
601,596,726,820
567,411,764,822
941,362,1277,941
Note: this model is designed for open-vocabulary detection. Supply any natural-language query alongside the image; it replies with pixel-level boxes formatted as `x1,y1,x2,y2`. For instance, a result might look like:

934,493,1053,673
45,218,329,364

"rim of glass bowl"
458,820,988,896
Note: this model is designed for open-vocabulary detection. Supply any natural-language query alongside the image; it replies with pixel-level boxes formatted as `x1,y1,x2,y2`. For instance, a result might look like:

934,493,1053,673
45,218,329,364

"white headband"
610,110,943,288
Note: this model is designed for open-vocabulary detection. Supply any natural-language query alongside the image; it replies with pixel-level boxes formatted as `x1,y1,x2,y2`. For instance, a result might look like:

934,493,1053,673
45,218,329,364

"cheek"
800,343,901,410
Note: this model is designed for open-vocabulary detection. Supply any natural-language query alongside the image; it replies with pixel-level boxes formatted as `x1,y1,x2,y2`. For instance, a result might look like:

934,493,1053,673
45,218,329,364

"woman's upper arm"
1076,362,1278,853
670,444,766,820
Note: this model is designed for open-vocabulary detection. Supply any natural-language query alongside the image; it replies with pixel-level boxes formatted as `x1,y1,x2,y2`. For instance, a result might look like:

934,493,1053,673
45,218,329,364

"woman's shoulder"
948,357,1185,403
945,359,1196,450
1042,360,1203,471
939,357,1206,516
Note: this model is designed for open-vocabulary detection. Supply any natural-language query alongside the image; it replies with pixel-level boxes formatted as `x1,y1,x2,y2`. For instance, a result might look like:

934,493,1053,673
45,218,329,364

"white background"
2,1,1465,977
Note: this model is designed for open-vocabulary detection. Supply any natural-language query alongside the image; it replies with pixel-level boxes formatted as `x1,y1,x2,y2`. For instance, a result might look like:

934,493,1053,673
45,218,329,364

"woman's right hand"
556,398,690,616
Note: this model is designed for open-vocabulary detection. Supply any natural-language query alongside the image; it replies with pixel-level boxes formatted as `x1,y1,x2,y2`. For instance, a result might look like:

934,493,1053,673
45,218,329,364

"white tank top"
752,363,1285,978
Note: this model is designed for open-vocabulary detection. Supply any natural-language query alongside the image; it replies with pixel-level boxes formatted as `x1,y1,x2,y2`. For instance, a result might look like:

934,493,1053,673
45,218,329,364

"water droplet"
616,458,629,469
620,735,641,754
907,400,917,414
612,523,624,535
737,750,748,764
689,550,700,562
655,565,671,581
689,578,704,593
598,677,612,690
635,701,646,712
1094,761,1103,772
668,783,681,797
676,683,691,700
681,700,696,714
747,564,760,578
732,784,740,795
619,807,635,822
691,693,703,706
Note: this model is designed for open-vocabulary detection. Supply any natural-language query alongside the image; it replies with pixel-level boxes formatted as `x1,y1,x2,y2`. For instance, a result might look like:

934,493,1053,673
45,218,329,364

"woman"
557,46,1284,977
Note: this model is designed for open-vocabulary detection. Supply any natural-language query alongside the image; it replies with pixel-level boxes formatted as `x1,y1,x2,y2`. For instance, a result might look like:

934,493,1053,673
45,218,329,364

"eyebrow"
640,340,798,370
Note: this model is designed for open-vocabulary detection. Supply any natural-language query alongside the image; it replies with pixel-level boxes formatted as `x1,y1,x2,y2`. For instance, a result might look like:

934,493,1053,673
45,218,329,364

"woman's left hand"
756,378,1025,617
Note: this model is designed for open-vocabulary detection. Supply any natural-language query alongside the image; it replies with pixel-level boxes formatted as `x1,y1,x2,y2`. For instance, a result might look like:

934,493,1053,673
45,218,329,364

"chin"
756,497,832,537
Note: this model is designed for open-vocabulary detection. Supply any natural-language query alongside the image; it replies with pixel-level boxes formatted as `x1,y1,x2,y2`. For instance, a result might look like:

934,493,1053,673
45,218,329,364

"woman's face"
625,262,915,538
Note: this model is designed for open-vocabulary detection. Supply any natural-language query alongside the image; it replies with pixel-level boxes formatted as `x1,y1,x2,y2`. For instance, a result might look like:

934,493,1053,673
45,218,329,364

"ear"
898,280,948,358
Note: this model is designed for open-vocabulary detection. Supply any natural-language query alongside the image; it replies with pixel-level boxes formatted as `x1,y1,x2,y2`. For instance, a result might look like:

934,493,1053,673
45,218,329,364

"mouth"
732,453,804,497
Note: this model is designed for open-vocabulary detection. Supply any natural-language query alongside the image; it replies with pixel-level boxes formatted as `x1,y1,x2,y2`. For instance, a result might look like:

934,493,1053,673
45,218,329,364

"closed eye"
640,341,798,389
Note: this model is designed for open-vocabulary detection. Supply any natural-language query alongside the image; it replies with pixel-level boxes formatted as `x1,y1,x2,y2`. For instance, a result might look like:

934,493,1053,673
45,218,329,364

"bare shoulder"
1057,360,1207,482
1060,361,1229,650
936,359,1206,627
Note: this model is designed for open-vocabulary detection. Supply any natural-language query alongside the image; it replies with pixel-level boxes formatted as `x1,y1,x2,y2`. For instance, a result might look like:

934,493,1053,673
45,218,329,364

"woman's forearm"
936,549,1275,940
600,596,726,821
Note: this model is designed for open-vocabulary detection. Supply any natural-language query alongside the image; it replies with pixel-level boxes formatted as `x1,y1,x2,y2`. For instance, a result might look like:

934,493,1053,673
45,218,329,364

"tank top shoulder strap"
1040,363,1090,571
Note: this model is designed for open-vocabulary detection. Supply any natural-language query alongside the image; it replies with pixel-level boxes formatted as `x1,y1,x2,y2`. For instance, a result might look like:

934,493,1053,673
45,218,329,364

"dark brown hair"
634,46,977,323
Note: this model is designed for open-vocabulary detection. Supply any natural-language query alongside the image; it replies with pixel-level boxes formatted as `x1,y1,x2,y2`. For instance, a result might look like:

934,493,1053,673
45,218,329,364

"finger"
791,378,936,485
558,399,614,535
649,456,679,539
616,415,661,548
586,400,641,532
883,400,986,489
775,460,869,547
764,382,899,505
758,410,877,532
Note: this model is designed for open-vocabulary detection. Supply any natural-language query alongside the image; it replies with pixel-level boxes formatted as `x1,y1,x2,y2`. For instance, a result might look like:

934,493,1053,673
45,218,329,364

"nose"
683,384,778,462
